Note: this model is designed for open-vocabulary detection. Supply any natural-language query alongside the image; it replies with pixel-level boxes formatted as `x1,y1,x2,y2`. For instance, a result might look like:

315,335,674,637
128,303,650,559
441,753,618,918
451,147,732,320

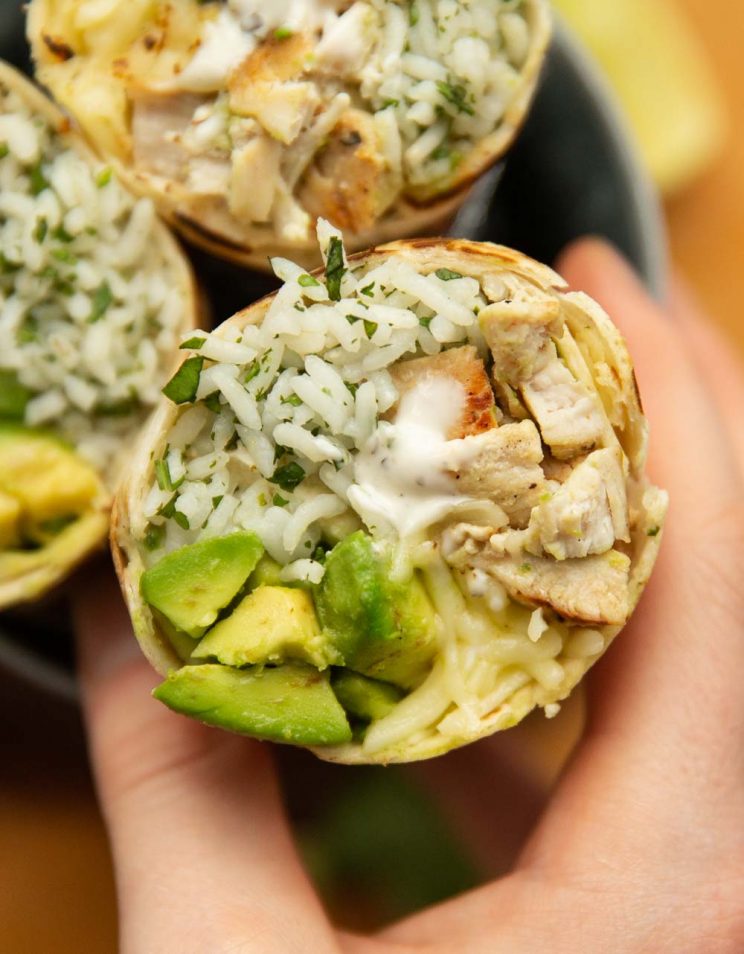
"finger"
516,240,744,868
668,277,744,474
74,565,339,954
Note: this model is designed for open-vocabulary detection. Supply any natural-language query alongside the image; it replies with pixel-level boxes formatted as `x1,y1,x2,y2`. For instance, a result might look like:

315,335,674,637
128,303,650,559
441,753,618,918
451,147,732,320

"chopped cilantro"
96,167,113,188
281,394,303,407
17,316,39,344
274,26,293,40
179,335,206,350
33,217,47,243
435,268,464,281
203,391,222,413
212,495,224,509
29,162,50,195
419,315,432,329
272,493,289,507
157,494,177,519
647,526,661,537
88,281,113,323
409,3,420,25
325,236,345,301
52,224,74,243
298,273,320,287
360,282,375,297
143,523,166,551
436,80,475,116
243,360,260,383
257,492,267,507
518,562,533,574
173,510,190,530
154,457,173,492
381,98,399,109
0,143,8,159
162,355,204,404
52,248,77,263
269,461,306,491
345,381,358,396
363,319,376,338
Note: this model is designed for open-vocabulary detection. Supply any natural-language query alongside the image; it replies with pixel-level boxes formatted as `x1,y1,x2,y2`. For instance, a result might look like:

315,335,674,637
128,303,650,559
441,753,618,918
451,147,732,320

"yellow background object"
554,0,728,193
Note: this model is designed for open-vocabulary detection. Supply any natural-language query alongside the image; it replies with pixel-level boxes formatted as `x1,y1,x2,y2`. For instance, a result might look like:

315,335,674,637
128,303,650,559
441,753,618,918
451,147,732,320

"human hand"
74,240,744,953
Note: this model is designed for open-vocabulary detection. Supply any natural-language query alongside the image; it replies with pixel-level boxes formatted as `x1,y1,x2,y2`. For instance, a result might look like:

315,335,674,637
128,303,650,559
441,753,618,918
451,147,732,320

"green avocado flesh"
140,532,264,638
0,370,31,420
142,529,439,744
332,670,404,723
315,531,437,689
192,585,338,669
153,663,353,745
0,425,100,549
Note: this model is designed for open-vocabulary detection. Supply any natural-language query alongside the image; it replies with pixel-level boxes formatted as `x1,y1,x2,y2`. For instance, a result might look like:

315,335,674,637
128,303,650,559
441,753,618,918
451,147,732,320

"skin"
74,240,744,953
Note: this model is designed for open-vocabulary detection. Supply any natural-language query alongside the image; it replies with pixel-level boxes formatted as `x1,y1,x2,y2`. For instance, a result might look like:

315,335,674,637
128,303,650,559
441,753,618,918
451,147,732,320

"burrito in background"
28,0,551,269
112,224,667,764
0,61,198,609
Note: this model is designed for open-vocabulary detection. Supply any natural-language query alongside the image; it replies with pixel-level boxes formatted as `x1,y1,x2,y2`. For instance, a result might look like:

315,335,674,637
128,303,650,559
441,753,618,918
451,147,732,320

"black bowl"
0,8,665,697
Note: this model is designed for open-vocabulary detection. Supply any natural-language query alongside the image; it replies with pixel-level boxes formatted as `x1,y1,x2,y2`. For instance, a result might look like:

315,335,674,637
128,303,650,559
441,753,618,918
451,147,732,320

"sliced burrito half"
112,224,667,763
28,0,551,269
0,61,198,608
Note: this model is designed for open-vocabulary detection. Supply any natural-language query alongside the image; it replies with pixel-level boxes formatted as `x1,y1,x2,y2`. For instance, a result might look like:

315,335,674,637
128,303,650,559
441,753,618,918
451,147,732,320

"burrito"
112,224,667,763
28,0,551,269
0,62,198,609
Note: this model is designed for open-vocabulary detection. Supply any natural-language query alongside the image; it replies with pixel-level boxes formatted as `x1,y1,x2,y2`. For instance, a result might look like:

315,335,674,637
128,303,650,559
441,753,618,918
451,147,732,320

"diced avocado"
0,370,31,420
153,663,353,746
152,609,200,663
192,585,339,669
0,426,101,529
141,532,264,638
315,531,438,689
248,554,283,588
332,670,404,723
0,490,21,549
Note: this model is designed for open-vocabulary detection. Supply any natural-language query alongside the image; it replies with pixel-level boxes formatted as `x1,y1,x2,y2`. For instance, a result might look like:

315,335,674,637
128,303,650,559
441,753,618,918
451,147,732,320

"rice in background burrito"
28,0,551,268
0,62,198,608
112,224,667,764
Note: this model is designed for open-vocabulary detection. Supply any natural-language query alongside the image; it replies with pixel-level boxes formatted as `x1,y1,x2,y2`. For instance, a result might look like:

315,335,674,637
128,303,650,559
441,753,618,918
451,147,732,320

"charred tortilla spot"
42,34,74,62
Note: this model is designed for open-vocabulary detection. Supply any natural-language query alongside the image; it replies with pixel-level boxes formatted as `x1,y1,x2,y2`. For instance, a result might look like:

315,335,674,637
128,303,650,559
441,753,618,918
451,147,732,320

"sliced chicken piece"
228,34,317,145
229,136,283,222
475,550,631,625
528,447,630,560
480,299,609,459
445,420,546,527
521,356,608,460
479,298,562,386
130,90,206,180
187,155,232,196
387,346,498,439
298,108,397,232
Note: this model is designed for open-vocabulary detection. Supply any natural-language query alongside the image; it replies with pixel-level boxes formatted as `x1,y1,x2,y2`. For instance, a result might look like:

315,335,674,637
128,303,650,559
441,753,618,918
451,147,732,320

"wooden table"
1,2,742,950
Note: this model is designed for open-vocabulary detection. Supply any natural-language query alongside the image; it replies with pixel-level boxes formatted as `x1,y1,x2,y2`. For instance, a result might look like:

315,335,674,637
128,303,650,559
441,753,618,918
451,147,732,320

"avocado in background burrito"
0,62,198,609
112,224,667,763
28,0,551,269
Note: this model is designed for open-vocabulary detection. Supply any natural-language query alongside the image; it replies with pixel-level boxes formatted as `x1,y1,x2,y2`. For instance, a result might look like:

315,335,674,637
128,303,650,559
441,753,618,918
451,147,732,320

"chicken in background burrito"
28,0,551,268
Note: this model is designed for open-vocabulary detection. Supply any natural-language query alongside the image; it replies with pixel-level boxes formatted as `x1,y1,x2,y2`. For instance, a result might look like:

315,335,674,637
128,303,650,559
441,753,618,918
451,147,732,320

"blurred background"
1,1,742,949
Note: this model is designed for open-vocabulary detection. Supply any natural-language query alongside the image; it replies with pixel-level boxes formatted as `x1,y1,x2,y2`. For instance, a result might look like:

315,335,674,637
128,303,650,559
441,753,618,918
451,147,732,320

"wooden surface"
1,2,742,951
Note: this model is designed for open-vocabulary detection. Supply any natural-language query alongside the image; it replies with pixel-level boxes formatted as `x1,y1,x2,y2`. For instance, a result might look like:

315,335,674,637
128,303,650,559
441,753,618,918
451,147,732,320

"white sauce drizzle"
348,377,482,539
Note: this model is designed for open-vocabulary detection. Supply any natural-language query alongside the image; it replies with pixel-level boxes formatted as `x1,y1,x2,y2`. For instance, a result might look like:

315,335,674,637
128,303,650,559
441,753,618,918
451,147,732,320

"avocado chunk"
141,532,264,638
153,663,353,746
332,670,404,723
0,370,31,420
192,585,338,669
248,554,283,588
315,531,438,689
0,490,21,549
0,426,102,543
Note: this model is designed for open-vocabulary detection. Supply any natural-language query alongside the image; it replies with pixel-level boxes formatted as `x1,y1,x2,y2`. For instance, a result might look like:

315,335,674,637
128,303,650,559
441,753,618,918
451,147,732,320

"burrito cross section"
113,226,668,764
28,0,551,266
0,62,196,609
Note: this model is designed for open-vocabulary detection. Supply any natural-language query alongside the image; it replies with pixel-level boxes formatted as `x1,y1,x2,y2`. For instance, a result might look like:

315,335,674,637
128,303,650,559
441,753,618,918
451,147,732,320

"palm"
76,242,744,954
